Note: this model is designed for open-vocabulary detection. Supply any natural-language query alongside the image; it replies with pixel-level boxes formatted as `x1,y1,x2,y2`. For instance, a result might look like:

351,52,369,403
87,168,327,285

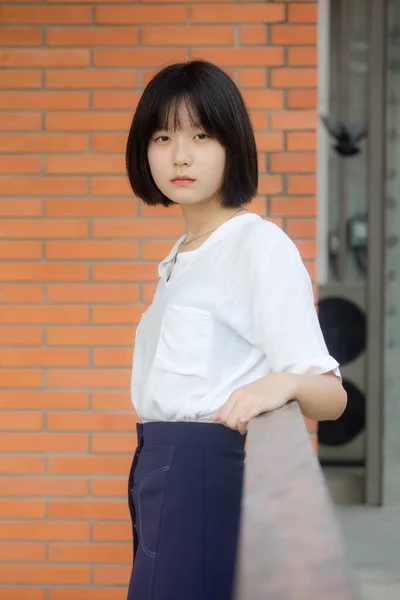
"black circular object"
318,379,365,447
318,297,366,365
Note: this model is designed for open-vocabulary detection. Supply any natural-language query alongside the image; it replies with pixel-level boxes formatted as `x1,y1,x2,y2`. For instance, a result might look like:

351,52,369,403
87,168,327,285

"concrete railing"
233,401,361,600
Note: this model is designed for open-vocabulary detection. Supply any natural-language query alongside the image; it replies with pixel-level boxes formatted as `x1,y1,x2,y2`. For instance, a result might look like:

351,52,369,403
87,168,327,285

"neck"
180,201,245,242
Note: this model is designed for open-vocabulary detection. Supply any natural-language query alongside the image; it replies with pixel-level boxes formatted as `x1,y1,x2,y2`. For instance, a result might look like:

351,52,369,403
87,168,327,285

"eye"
195,133,210,140
153,135,170,143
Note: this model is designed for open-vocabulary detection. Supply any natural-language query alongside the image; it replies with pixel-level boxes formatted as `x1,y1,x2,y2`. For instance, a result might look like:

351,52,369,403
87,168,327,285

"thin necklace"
180,207,249,247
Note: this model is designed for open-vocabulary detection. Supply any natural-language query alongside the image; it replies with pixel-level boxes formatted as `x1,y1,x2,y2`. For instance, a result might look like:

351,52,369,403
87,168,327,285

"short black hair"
125,60,258,207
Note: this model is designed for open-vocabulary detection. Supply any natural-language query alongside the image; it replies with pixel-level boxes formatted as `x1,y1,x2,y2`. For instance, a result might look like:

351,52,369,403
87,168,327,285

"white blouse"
130,212,340,423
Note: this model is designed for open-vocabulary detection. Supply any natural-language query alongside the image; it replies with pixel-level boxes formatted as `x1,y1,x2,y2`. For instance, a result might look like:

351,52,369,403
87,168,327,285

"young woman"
125,60,347,600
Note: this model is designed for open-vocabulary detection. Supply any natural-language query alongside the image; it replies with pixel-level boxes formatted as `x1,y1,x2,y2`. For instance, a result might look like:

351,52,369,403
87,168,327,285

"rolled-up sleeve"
252,229,341,377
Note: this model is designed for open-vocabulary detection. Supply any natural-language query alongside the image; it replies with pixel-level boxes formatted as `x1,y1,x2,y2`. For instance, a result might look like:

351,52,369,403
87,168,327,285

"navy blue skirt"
127,421,246,600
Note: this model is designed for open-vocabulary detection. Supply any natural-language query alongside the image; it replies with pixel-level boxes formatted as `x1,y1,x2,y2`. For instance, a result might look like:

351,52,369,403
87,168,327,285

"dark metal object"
233,402,360,600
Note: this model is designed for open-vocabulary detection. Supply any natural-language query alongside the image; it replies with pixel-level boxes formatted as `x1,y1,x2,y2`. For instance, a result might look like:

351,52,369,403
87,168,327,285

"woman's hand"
210,372,298,435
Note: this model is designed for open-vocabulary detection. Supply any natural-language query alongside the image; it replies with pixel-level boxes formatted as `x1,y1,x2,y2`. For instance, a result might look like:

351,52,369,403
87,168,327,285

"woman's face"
147,105,226,207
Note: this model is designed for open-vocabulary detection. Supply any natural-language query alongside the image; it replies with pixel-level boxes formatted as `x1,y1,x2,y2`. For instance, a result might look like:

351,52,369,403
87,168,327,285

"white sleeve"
252,229,341,377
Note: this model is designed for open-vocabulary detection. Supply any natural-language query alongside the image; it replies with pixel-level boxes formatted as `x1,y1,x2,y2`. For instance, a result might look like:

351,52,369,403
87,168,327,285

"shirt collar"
158,212,260,280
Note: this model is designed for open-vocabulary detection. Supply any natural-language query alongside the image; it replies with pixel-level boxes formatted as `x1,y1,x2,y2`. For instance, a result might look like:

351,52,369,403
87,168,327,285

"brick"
46,111,131,131
92,305,143,325
242,89,283,109
93,522,130,542
1,411,43,430
0,177,87,196
289,4,317,23
271,68,317,88
254,132,283,151
258,175,282,195
91,433,135,454
0,391,89,410
46,369,131,389
92,90,141,110
94,48,186,67
0,543,46,562
49,500,128,520
96,6,188,24
0,27,41,46
192,4,284,23
143,25,234,45
286,218,316,238
0,477,88,497
49,543,130,564
0,348,89,367
49,589,126,600
288,89,317,108
0,241,42,260
288,47,317,66
287,131,316,151
46,27,138,46
0,564,91,585
93,348,133,367
288,175,316,194
0,199,42,217
295,239,316,260
0,263,89,282
0,70,42,88
0,112,41,131
94,565,131,585
270,152,316,173
250,111,267,129
270,110,317,130
191,47,283,67
238,69,266,88
0,219,87,238
143,240,178,260
0,500,45,519
240,26,267,45
0,155,40,173
0,522,90,541
92,218,183,239
0,455,44,474
92,392,131,411
0,91,89,110
0,133,88,153
270,196,316,215
45,198,138,217
47,284,140,304
46,69,137,90
47,455,131,475
0,326,43,345
0,433,88,453
91,133,126,152
1,6,93,24
1,590,45,600
46,241,139,260
0,49,89,67
45,154,125,174
0,305,88,325
47,326,136,347
0,369,42,389
90,177,133,196
271,25,317,45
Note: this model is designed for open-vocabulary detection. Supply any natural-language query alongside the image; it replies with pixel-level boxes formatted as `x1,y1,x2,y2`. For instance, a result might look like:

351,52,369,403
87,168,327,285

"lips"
171,176,196,182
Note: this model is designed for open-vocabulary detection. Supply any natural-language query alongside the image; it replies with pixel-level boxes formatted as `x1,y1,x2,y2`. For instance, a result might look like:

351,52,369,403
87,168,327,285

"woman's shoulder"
243,217,298,262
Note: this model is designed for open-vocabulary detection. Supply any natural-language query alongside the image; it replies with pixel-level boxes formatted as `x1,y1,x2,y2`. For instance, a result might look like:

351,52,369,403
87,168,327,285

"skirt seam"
150,443,176,600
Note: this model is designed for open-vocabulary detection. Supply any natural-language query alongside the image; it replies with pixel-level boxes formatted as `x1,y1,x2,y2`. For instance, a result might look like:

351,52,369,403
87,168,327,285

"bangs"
154,94,205,133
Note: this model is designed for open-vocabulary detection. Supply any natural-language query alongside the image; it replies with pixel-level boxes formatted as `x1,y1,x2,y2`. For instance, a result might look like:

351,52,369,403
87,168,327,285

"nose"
172,137,193,168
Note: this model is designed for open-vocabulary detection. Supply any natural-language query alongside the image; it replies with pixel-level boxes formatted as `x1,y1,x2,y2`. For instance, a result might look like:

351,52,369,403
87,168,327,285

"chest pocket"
154,305,213,379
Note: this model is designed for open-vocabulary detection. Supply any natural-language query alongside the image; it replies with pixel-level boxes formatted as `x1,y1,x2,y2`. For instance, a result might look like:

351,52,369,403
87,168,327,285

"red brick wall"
0,1,318,597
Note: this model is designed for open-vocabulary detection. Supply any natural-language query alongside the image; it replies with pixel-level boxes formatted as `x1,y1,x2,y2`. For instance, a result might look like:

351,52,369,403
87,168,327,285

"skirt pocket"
133,444,175,558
